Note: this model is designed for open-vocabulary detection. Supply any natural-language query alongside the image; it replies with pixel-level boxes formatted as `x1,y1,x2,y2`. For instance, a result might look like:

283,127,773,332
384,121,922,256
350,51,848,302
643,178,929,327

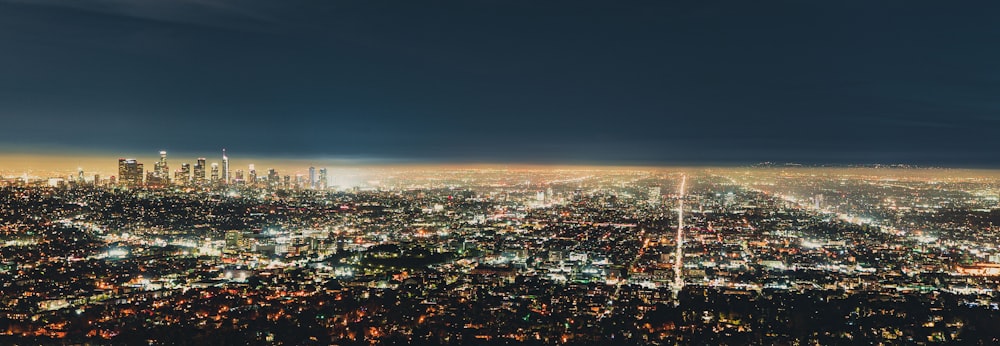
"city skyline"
0,149,388,178
4,1,1000,344
5,165,1000,343
7,147,1000,180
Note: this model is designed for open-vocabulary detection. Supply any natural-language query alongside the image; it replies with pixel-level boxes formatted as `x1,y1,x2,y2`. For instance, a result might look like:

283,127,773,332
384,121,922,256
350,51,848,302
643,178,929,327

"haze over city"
4,1,1000,345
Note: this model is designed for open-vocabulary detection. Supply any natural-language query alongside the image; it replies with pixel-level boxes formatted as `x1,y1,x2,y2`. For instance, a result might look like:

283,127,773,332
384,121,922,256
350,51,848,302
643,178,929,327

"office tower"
222,149,230,184
194,158,206,184
268,169,279,187
235,169,244,184
93,174,100,187
147,150,170,186
283,175,290,188
117,158,144,187
309,167,316,189
175,163,191,183
211,163,220,182
814,194,824,210
318,168,328,190
224,230,244,253
116,158,128,186
248,164,257,186
77,167,84,184
154,151,168,177
648,186,661,205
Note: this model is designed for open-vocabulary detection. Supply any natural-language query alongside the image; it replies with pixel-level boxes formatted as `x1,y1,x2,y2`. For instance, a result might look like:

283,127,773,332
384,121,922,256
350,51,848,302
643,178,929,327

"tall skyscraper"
175,163,191,184
248,164,257,186
194,158,206,184
148,150,170,186
117,158,143,187
268,169,279,187
318,168,328,190
222,149,230,184
77,167,84,184
155,151,168,176
309,166,316,189
211,163,220,182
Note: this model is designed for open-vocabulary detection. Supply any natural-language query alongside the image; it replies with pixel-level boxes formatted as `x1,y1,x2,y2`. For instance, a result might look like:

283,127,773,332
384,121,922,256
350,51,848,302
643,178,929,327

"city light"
4,162,1000,343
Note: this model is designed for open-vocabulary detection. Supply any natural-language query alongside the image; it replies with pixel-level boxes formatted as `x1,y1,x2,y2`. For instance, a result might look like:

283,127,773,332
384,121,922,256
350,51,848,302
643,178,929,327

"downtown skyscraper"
211,163,220,182
318,168,328,190
248,164,257,186
147,150,170,186
117,158,143,187
222,149,230,184
309,166,316,189
194,158,206,184
175,163,191,183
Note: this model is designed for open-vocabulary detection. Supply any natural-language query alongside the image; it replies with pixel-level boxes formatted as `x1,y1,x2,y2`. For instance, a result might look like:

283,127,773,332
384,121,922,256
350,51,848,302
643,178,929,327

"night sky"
2,1,999,166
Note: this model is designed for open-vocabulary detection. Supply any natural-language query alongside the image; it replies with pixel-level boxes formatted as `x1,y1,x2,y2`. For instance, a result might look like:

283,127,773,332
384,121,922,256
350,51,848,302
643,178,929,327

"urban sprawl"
2,152,1000,344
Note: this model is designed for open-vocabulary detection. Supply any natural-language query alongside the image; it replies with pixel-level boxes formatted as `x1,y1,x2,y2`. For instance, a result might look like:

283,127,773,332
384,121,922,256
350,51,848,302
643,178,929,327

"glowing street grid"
3,160,1000,344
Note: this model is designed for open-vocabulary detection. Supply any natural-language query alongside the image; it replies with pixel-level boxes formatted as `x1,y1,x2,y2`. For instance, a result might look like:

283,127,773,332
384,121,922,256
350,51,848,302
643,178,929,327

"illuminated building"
309,166,316,189
194,158,206,184
222,149,230,184
154,151,169,179
224,230,244,254
268,169,279,187
175,163,191,184
147,150,170,187
318,168,328,189
248,164,257,186
211,163,220,182
117,158,143,187
955,263,1000,276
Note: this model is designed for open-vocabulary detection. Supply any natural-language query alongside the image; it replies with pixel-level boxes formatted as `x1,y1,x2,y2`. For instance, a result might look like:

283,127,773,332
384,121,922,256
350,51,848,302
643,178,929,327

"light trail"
671,174,686,302
604,174,687,317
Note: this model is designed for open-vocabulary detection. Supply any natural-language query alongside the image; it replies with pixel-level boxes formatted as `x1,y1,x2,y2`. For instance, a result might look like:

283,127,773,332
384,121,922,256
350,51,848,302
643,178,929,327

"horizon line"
0,146,997,171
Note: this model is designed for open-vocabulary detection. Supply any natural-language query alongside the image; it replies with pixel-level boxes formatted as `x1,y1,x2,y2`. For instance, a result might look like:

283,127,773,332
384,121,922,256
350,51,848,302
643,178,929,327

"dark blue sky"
2,0,999,166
